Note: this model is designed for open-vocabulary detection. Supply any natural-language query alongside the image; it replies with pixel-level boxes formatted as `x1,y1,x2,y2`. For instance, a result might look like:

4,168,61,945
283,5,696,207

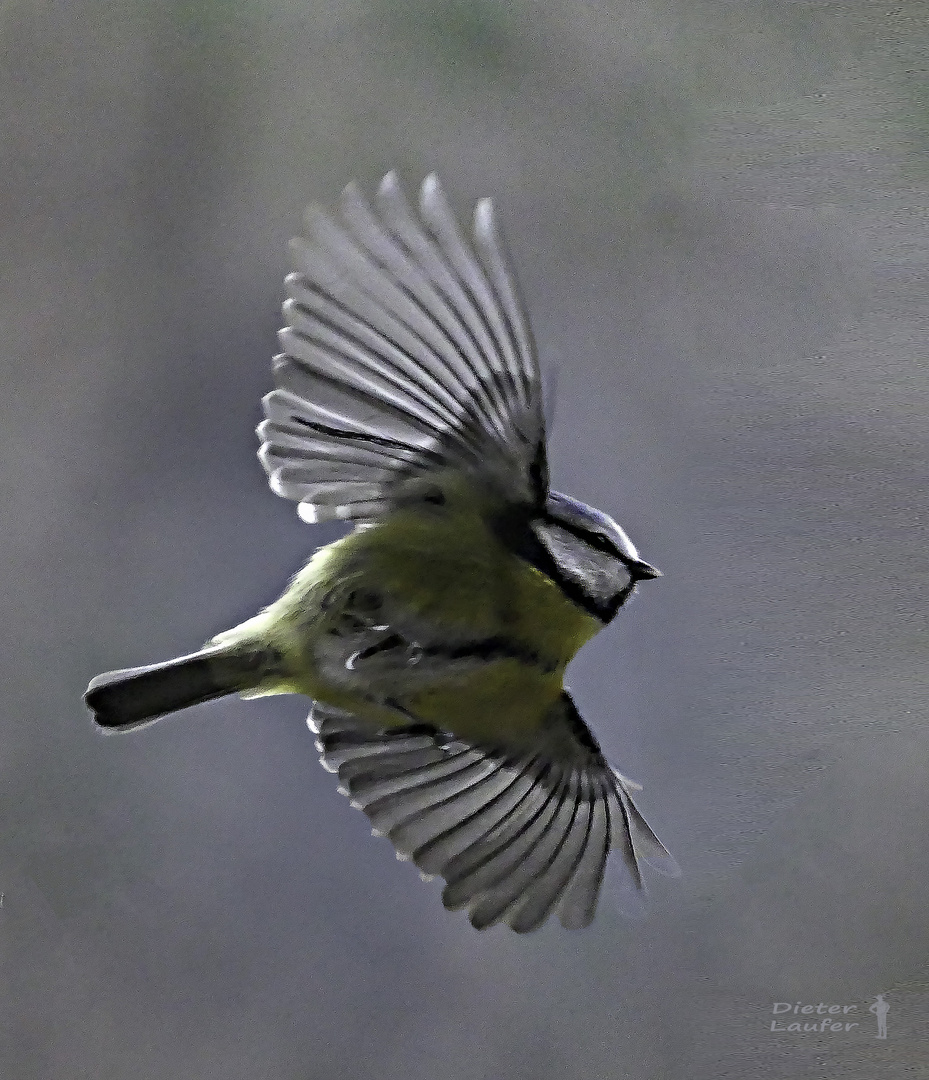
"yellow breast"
227,502,601,744
350,508,601,668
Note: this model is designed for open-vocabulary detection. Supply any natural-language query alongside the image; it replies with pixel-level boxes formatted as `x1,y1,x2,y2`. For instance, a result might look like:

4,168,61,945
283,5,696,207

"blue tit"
85,173,679,931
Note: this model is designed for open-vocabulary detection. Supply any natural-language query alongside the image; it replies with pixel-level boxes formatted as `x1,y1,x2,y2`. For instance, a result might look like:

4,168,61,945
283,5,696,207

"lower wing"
310,692,679,932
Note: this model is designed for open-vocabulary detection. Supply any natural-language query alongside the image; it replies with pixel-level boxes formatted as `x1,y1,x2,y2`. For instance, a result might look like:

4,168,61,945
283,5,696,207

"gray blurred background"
2,1,926,1076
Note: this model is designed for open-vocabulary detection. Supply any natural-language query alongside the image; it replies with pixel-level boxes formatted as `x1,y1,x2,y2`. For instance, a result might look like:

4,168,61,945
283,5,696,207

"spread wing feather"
309,695,678,931
259,173,548,523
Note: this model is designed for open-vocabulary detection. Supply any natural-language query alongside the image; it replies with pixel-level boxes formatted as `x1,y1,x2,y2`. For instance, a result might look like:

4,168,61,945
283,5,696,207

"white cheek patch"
532,522,632,606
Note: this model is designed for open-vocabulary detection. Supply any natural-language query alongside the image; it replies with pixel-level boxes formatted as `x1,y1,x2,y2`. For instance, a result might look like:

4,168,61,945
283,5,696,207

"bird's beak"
632,561,662,580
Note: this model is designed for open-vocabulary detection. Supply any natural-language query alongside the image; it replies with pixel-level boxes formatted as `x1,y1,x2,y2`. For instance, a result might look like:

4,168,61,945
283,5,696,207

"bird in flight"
85,173,678,931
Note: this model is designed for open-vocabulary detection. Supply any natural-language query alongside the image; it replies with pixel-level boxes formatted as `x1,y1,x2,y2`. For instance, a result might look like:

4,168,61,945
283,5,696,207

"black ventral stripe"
348,627,558,674
421,636,556,673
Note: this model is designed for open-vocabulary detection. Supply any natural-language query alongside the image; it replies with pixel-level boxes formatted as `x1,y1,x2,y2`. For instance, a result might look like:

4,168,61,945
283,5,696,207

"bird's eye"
421,487,445,506
588,531,615,554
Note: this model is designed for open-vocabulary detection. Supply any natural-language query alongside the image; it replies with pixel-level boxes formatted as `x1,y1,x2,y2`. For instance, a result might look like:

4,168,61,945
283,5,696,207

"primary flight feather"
85,172,678,931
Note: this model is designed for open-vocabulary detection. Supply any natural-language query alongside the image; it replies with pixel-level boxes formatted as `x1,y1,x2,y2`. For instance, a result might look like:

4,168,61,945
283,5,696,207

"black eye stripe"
545,516,627,562
587,531,615,554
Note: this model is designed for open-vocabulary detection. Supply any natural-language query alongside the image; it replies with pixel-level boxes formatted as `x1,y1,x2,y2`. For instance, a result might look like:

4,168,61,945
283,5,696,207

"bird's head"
530,491,661,623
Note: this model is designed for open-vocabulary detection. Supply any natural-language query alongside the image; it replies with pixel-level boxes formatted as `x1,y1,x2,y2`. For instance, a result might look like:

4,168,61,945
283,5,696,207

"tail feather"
85,647,270,733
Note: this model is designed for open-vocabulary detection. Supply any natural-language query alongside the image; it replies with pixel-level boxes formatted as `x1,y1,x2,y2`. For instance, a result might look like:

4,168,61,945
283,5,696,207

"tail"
84,645,277,733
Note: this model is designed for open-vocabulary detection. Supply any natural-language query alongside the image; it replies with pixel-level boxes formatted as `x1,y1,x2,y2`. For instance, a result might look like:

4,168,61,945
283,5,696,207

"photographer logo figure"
869,994,889,1039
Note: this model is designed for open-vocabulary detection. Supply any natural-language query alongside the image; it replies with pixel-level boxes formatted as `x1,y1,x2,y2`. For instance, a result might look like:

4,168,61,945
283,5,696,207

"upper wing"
310,693,679,932
258,173,549,524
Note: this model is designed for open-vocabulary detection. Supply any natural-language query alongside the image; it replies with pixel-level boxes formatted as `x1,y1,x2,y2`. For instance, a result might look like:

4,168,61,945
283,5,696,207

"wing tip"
420,171,441,200
297,500,323,524
473,197,496,237
340,177,364,204
643,851,683,878
380,168,399,188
